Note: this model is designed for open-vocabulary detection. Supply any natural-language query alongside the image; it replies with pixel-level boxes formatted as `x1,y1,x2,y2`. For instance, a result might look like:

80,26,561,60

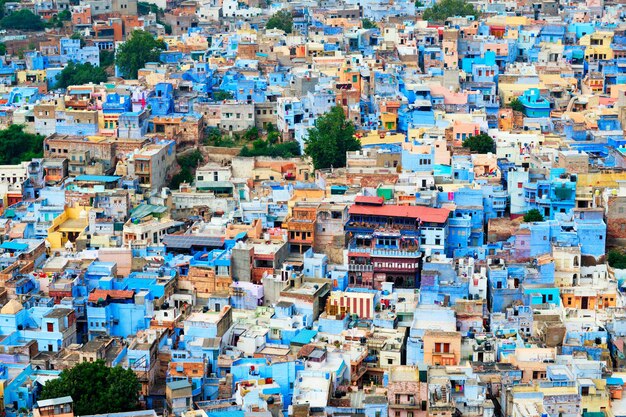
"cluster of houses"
3,0,626,417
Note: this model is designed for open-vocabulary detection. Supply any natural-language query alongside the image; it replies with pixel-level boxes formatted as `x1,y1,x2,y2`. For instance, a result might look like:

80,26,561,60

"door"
581,297,589,309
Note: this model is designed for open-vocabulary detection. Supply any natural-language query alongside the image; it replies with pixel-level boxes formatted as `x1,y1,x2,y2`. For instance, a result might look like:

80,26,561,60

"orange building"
187,265,232,295
285,202,318,254
561,288,618,310
422,330,462,366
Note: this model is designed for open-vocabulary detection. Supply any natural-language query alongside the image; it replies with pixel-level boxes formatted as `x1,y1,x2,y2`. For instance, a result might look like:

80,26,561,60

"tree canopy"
266,10,293,33
422,0,478,21
115,30,167,79
609,250,626,269
462,133,495,154
362,18,377,29
0,9,44,30
100,49,115,68
40,361,141,416
523,209,544,223
138,1,161,15
55,62,108,89
0,125,44,164
304,106,360,170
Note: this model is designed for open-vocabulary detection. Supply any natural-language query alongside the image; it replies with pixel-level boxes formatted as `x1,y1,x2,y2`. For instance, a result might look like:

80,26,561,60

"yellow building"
380,112,397,131
581,32,614,61
580,379,612,414
47,205,91,250
17,70,47,85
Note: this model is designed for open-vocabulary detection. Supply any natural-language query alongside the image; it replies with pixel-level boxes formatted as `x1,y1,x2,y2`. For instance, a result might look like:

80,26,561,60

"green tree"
40,361,141,416
243,126,260,142
138,1,161,15
71,32,87,47
304,106,360,170
609,250,626,269
266,123,280,144
0,9,45,31
58,9,71,21
46,9,71,27
462,133,495,154
523,209,544,223
169,149,204,188
213,90,233,101
0,43,6,55
204,127,224,145
100,49,115,68
509,97,524,112
0,125,45,164
415,0,424,7
362,18,377,29
55,61,108,89
177,149,204,169
115,30,166,79
422,0,478,21
266,10,292,33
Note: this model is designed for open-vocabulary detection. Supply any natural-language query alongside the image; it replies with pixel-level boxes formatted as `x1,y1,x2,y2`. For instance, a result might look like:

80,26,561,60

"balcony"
390,400,419,409
349,246,421,258
375,264,418,272
348,264,374,272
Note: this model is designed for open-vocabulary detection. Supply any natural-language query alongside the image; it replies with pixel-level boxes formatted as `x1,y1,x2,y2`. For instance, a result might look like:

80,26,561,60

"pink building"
387,366,428,417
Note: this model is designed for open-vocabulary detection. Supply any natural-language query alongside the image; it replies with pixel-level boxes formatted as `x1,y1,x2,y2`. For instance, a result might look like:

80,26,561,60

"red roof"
88,289,135,303
349,204,450,224
355,196,384,205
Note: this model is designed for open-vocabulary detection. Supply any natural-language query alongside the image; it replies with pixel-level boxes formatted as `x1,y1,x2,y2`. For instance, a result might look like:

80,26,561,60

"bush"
523,209,544,223
169,150,204,189
362,18,377,29
509,97,524,112
239,140,300,158
213,90,233,101
177,149,204,169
